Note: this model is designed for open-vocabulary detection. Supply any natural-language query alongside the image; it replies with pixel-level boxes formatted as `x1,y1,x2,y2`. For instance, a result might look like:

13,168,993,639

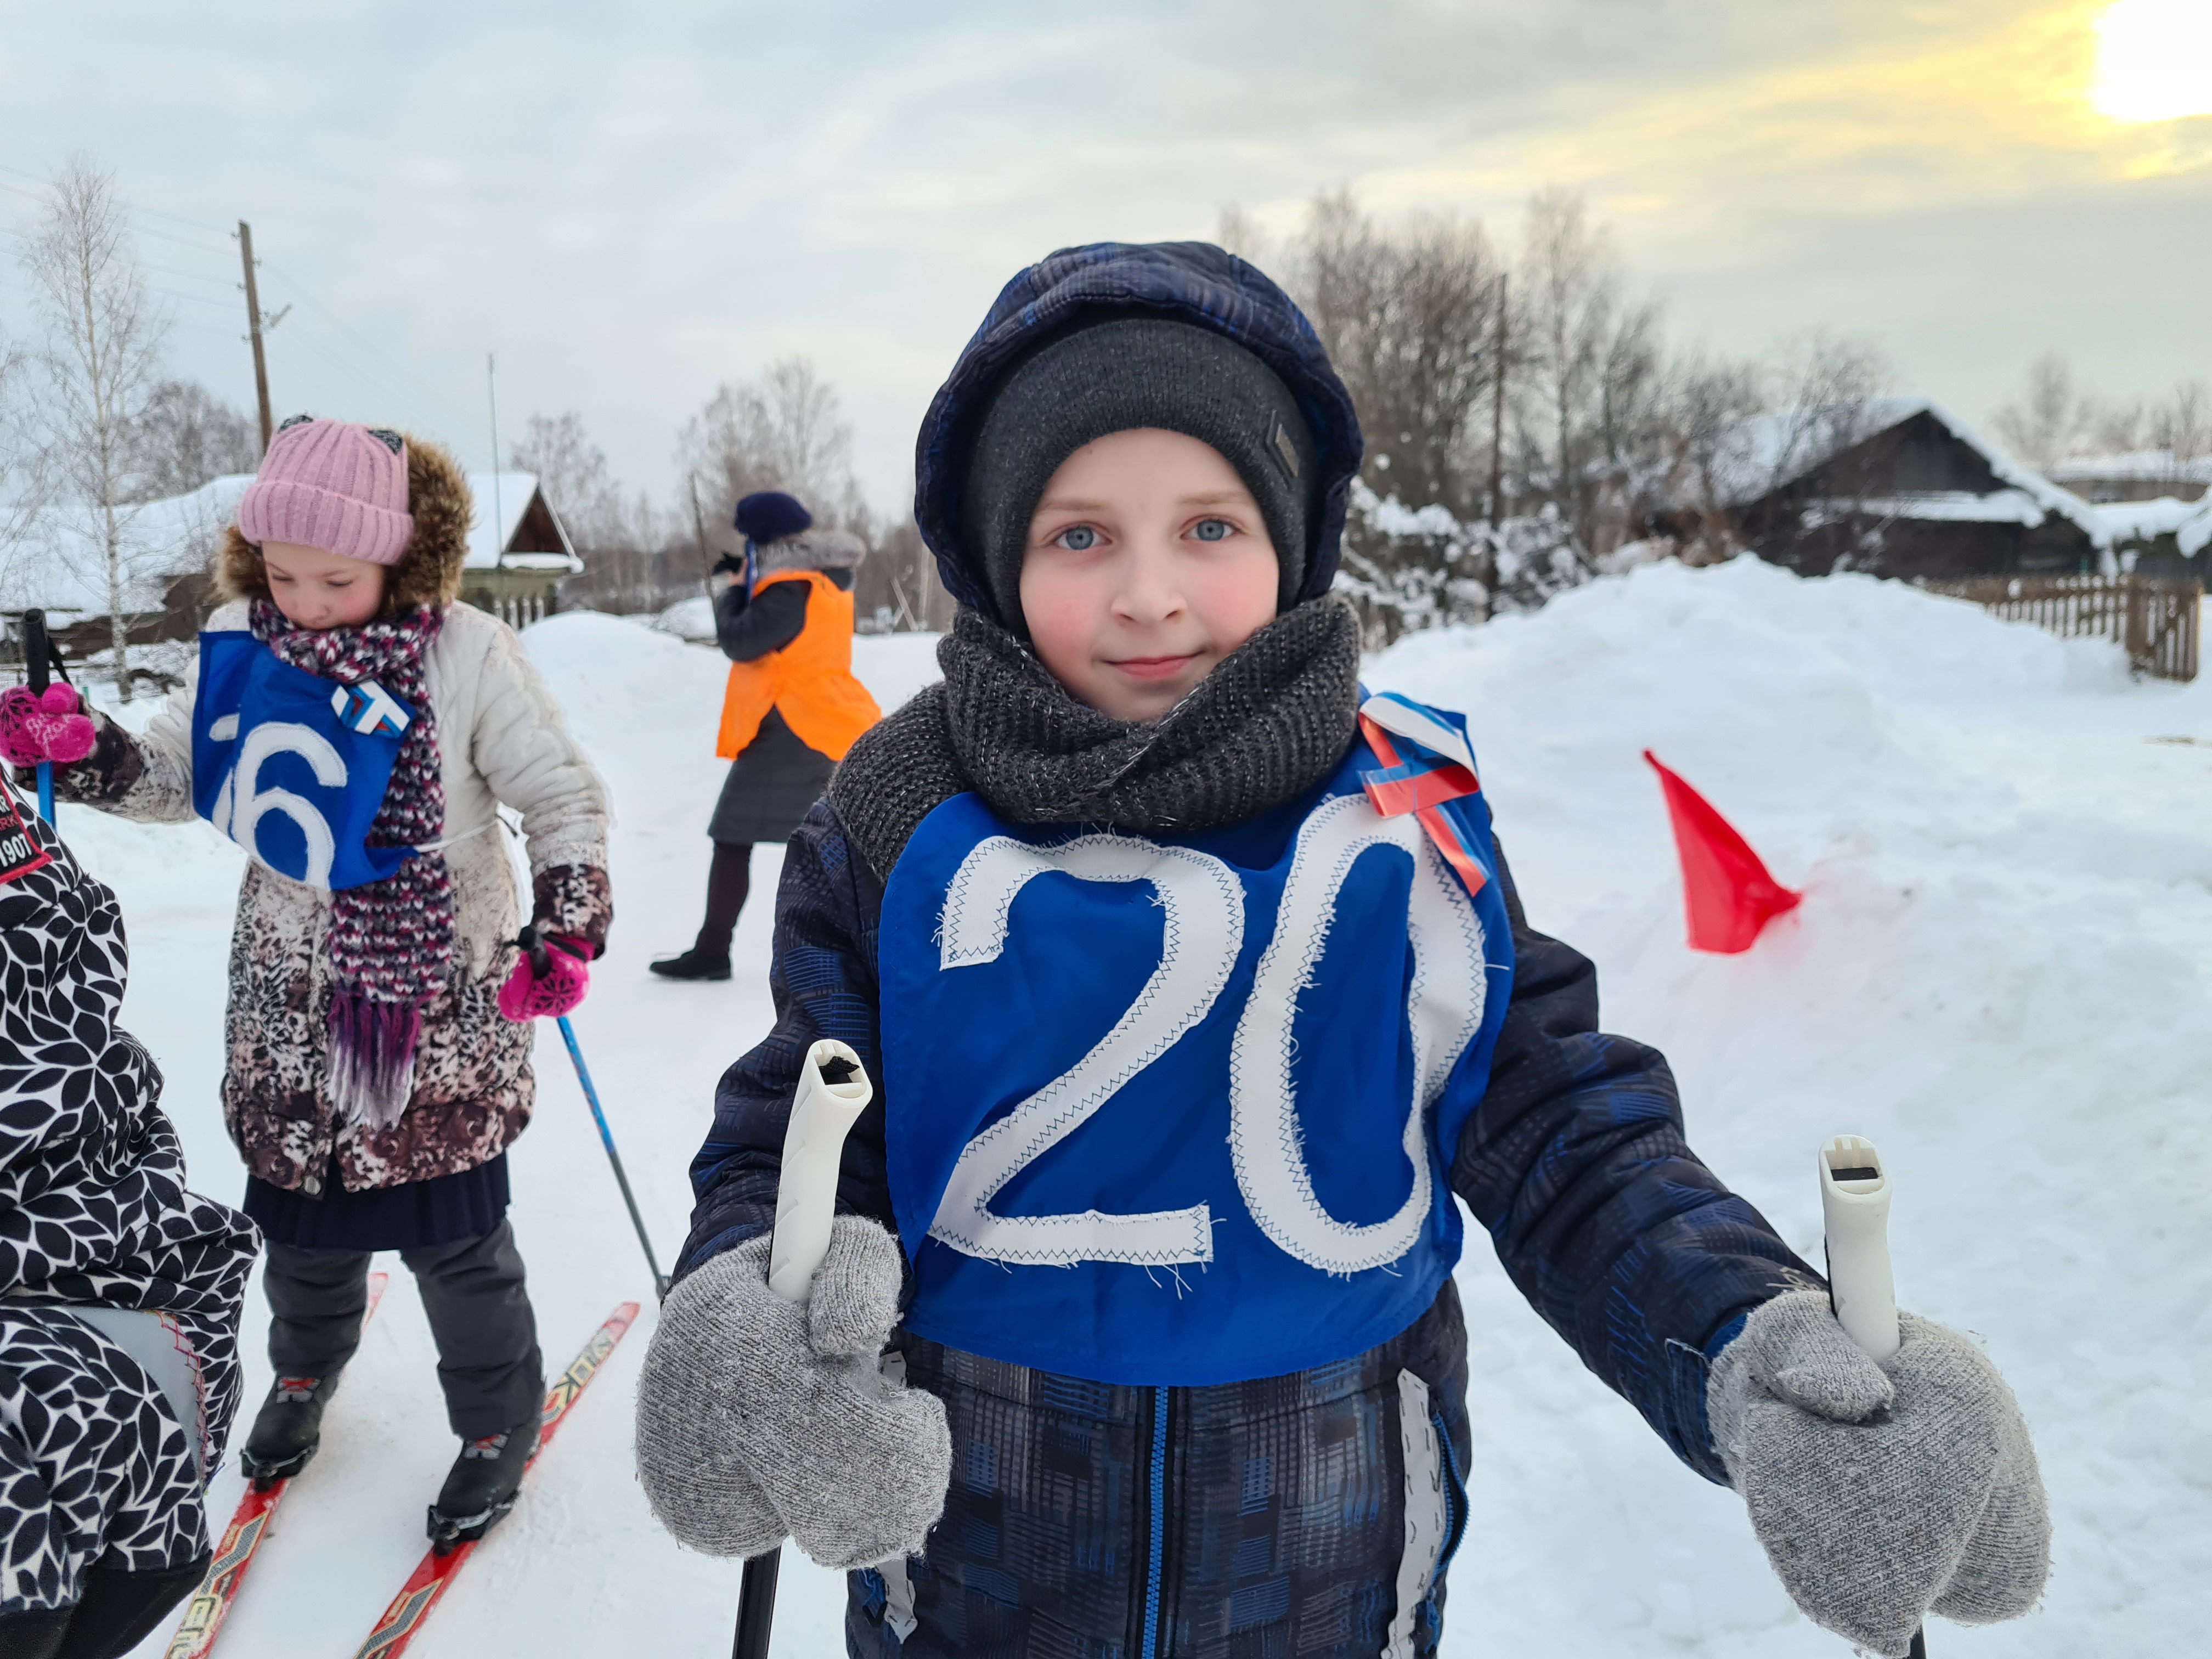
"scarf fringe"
326,992,424,1130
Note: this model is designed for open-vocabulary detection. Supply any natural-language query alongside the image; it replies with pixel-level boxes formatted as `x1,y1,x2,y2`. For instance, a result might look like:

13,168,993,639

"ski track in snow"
69,563,2200,1656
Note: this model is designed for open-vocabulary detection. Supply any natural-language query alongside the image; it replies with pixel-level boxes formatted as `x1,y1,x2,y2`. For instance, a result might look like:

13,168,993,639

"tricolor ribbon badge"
330,680,413,738
1356,695,1488,897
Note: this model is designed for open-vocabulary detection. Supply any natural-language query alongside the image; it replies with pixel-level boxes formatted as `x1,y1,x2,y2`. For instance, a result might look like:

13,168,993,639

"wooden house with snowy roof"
1701,398,2110,580
3,471,580,687
458,472,581,628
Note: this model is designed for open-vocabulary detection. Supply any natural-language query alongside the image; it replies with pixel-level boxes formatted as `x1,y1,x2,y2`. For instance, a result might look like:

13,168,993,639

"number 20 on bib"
878,728,1515,1387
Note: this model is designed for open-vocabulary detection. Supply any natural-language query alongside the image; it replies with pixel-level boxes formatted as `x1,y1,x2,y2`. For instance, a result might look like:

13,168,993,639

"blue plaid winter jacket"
675,242,1812,1658
678,806,1809,1657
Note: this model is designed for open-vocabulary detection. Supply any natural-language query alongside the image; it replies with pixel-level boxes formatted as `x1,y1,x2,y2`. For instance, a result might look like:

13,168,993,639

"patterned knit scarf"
830,595,1364,882
250,600,453,1129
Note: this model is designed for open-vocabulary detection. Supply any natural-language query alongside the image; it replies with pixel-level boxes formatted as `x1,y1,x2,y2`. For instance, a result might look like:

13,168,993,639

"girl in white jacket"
25,417,612,1545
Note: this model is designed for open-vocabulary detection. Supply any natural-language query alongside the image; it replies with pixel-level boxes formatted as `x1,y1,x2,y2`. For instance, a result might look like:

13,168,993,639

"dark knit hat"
960,318,1318,634
733,490,812,544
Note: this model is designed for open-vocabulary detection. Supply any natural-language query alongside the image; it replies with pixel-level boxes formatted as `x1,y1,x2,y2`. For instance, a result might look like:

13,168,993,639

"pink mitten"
498,934,591,1022
0,685,97,768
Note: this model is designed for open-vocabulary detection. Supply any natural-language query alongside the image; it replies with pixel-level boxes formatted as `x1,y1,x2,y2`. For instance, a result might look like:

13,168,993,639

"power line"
259,260,483,432
274,317,466,434
0,161,232,236
150,285,242,311
143,261,236,287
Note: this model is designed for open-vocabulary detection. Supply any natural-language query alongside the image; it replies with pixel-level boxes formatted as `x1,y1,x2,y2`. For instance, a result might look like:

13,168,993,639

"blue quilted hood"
912,241,1364,625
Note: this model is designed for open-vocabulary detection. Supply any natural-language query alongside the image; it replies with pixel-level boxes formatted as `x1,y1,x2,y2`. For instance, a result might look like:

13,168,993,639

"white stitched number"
1229,794,1485,1274
930,836,1245,1267
209,720,348,889
929,808,1487,1274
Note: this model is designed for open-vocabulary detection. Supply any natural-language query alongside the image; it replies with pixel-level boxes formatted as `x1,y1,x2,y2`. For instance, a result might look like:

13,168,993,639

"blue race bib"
879,697,1515,1386
190,630,417,891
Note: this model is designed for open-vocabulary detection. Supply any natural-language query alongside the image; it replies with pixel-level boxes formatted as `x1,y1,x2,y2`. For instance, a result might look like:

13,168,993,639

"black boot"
239,1372,342,1489
426,1415,541,1551
648,947,731,981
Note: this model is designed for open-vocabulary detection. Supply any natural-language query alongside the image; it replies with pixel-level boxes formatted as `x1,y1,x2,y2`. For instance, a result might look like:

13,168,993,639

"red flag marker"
1643,751,1801,953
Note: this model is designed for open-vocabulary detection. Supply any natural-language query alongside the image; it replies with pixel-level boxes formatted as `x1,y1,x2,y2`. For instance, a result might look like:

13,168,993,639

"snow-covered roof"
2050,450,2212,486
1806,490,2047,527
0,469,578,621
2179,497,2212,561
0,473,250,617
463,473,579,574
2095,495,2203,544
1711,396,2110,549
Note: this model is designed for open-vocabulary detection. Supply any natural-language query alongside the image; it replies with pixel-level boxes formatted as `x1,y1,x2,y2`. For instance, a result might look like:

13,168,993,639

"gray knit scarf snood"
829,595,1364,882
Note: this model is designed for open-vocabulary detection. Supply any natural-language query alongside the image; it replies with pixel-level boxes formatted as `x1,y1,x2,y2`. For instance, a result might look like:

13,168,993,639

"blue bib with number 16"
879,696,1515,1387
189,629,417,891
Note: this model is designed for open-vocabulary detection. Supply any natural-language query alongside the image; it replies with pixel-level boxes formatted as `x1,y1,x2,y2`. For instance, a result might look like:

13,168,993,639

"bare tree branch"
18,154,170,699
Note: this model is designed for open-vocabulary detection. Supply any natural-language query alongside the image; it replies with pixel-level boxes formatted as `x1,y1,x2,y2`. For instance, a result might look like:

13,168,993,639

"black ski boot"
648,947,731,981
239,1372,342,1489
426,1415,540,1553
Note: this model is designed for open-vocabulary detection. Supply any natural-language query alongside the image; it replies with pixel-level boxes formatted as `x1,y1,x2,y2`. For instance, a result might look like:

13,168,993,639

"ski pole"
733,1039,876,1659
1819,1136,1926,1659
21,610,54,824
519,926,670,1300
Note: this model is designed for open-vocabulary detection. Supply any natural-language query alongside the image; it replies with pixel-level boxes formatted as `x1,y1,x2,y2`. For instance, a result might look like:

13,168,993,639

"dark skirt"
707,708,835,844
244,1154,510,1252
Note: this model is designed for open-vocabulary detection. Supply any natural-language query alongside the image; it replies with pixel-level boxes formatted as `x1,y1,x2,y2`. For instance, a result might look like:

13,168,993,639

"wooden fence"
1919,573,2202,682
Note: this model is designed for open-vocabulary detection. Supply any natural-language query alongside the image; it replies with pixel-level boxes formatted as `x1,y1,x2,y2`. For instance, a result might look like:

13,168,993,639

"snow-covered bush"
1334,477,1594,645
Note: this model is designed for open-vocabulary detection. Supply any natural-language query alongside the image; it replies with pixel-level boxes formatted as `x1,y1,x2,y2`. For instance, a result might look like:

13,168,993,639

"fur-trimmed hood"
215,432,474,614
756,526,867,575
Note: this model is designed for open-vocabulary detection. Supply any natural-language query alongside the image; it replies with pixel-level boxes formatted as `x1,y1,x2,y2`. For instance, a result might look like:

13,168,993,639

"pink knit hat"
238,417,414,566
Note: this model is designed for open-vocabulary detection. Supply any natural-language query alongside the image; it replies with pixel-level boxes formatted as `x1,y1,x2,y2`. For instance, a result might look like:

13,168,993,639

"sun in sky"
2089,0,2212,122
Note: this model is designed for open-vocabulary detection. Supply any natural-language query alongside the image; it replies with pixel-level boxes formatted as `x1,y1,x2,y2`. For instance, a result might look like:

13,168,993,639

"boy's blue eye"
1192,518,1234,543
1055,525,1100,552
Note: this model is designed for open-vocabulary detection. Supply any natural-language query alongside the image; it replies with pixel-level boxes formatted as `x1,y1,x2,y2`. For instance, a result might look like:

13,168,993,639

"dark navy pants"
263,1220,543,1438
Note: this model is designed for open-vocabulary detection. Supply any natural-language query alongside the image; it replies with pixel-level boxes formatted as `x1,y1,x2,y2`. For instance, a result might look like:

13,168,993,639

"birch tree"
19,158,168,700
0,327,45,591
675,356,868,547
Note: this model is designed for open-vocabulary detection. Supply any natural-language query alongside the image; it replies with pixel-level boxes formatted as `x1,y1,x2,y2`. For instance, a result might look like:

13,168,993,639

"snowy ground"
63,557,2202,1656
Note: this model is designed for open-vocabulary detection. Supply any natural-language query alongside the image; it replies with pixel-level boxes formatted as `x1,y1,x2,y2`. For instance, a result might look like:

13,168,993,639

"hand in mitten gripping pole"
634,1215,951,1571
0,684,97,769
1708,1290,2050,1658
496,933,591,1022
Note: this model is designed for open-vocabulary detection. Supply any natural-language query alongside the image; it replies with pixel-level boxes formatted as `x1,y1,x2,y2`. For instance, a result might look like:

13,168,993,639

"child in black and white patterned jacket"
0,774,257,1658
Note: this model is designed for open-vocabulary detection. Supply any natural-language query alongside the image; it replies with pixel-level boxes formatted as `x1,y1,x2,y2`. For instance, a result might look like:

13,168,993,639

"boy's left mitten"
635,1215,951,1571
1708,1289,2050,1658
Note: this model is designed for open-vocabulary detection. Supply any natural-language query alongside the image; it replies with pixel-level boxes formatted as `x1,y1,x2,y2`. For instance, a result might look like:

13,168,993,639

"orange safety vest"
714,569,882,762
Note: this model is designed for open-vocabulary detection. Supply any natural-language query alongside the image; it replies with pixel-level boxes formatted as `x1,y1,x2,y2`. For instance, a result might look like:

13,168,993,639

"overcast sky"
3,0,2207,514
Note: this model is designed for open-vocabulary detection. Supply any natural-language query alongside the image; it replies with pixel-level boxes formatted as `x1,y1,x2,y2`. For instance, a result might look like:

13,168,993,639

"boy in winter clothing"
0,777,257,1656
11,417,613,1547
653,490,880,981
634,245,2049,1659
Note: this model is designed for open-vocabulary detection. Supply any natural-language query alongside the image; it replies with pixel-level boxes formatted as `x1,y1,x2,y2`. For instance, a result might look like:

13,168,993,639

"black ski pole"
20,611,54,823
518,926,670,1299
731,1040,876,1659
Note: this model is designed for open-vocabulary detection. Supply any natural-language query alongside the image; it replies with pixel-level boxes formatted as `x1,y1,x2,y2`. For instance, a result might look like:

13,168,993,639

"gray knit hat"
960,318,1319,634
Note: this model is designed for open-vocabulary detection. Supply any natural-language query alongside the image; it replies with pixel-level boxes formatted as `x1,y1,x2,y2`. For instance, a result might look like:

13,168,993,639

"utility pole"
1484,273,1508,623
238,221,273,453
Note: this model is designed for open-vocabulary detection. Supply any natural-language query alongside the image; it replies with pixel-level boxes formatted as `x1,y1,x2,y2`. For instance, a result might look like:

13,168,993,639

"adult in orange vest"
652,492,881,980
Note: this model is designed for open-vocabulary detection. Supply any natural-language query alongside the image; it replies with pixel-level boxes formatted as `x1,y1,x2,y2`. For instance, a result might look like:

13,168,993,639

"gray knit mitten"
634,1216,952,1570
1708,1290,2050,1658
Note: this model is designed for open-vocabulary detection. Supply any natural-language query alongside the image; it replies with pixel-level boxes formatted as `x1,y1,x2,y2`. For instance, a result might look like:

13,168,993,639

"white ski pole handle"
1819,1135,1900,1364
766,1040,874,1306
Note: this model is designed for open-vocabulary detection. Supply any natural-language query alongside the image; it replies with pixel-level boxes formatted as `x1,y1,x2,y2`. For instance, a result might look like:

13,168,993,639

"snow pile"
61,569,2203,1656
652,594,720,642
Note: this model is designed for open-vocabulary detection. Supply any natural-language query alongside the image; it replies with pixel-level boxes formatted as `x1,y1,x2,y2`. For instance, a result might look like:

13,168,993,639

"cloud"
2,0,2205,509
